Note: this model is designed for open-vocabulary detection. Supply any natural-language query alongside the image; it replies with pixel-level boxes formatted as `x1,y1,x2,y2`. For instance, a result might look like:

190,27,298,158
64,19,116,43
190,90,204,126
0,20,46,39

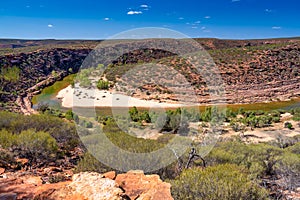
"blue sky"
0,0,299,39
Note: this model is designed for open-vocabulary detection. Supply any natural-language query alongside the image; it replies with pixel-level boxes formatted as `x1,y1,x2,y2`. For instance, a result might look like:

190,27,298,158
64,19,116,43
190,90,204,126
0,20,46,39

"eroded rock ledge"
0,171,173,200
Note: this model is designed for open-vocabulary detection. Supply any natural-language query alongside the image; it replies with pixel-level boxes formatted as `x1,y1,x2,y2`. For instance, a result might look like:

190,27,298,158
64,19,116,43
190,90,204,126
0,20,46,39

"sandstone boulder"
115,170,174,200
69,172,125,200
0,168,5,175
103,171,116,180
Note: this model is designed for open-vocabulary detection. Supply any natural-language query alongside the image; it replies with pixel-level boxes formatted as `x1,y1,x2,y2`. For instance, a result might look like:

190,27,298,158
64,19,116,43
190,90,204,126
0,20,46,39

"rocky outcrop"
115,170,173,200
69,172,125,200
0,171,173,200
0,48,91,114
121,42,300,105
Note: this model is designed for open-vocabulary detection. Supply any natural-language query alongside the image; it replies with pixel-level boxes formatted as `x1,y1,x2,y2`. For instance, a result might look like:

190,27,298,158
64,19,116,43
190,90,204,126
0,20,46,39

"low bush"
169,164,268,200
206,141,283,178
96,79,109,90
75,152,113,173
0,111,79,151
0,148,16,168
0,129,58,163
275,152,300,191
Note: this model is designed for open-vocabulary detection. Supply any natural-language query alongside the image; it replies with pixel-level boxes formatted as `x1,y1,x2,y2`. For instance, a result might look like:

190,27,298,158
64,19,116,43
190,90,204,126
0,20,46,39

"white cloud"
47,24,53,28
195,21,201,24
191,26,198,29
204,16,211,19
104,17,110,21
265,9,273,13
272,26,281,30
178,17,184,20
140,4,149,8
127,10,143,15
201,26,206,30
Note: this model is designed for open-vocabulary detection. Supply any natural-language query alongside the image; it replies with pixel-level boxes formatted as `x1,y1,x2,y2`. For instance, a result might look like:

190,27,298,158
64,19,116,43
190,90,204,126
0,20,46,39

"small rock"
43,167,63,174
102,171,116,180
0,167,5,175
22,176,43,186
15,158,28,165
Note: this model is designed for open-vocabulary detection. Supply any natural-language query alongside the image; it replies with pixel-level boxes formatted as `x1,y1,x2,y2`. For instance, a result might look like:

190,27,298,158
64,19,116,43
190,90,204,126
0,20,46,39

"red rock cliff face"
0,48,91,113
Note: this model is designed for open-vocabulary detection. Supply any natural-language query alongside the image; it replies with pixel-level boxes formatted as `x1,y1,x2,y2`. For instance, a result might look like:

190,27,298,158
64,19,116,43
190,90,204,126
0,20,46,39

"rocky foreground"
0,170,173,200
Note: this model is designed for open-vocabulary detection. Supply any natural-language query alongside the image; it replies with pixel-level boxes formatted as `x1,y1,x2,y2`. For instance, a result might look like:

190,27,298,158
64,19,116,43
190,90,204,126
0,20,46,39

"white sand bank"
56,85,184,108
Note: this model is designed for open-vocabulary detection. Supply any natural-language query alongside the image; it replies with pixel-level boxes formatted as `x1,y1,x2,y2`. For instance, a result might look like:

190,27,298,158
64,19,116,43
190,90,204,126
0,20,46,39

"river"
32,74,300,115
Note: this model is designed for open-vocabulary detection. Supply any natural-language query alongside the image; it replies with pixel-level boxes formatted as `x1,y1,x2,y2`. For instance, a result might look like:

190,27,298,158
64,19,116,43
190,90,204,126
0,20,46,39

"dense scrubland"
0,106,299,199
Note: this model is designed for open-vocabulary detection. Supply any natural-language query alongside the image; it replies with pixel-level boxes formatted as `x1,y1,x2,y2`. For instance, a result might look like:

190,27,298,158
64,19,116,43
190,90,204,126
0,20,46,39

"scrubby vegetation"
0,111,80,168
0,129,58,164
169,164,269,200
0,106,299,199
0,65,20,83
96,79,110,90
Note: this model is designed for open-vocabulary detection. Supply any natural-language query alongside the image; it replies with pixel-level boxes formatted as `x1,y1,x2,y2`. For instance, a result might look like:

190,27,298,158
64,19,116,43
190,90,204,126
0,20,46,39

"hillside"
0,38,299,113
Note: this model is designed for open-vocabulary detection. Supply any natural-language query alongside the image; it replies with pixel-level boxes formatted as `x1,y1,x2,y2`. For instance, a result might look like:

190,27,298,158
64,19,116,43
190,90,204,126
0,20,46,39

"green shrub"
275,152,300,191
284,122,293,130
0,65,20,82
96,79,109,90
0,129,17,148
207,141,283,178
291,108,300,121
15,130,58,161
65,110,73,120
65,110,79,123
75,152,113,173
129,107,151,123
293,115,300,121
0,148,16,168
169,164,268,200
80,119,93,128
0,129,58,162
129,106,139,122
230,121,245,132
286,142,300,154
0,112,79,150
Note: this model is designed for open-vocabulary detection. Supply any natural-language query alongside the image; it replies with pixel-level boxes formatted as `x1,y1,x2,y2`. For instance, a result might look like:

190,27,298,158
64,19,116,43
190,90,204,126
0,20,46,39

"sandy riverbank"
56,85,186,108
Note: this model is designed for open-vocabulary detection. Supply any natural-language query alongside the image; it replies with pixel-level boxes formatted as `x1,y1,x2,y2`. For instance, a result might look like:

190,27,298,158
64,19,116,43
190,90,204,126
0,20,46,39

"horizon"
1,0,300,40
1,36,300,41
